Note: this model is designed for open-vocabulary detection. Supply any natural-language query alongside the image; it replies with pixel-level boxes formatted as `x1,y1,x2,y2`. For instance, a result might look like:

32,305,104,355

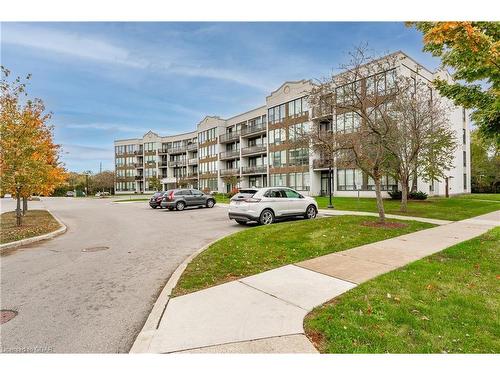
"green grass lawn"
304,227,500,353
315,194,500,221
0,210,61,244
172,216,434,296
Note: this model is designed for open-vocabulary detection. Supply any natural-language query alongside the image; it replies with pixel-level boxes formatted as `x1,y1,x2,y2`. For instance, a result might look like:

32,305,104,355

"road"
0,197,242,353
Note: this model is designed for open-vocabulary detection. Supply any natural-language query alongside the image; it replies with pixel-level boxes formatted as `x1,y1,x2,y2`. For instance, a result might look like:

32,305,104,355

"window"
269,128,285,145
283,189,301,198
463,129,466,144
289,148,308,166
198,127,216,144
144,142,156,152
270,151,287,167
270,173,286,186
464,173,467,190
289,172,310,191
463,151,467,167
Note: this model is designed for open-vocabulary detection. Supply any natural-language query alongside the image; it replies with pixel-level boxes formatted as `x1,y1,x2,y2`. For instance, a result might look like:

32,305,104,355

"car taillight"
244,197,261,203
168,191,175,200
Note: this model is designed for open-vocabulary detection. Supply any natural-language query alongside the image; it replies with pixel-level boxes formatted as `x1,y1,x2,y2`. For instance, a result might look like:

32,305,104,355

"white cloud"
2,24,147,68
61,144,113,161
2,24,272,91
65,123,154,133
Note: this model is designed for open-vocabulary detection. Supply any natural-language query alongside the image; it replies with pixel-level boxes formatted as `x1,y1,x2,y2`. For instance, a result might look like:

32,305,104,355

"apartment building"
114,51,471,197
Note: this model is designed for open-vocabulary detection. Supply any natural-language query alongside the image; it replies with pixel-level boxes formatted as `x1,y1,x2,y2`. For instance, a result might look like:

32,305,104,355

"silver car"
228,187,318,225
161,189,216,211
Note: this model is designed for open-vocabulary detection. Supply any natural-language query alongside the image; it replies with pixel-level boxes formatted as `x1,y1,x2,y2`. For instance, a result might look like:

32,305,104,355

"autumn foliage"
0,66,67,226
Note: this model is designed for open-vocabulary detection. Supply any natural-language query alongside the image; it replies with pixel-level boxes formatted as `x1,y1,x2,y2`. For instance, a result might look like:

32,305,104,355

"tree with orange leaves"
409,22,499,143
0,66,67,226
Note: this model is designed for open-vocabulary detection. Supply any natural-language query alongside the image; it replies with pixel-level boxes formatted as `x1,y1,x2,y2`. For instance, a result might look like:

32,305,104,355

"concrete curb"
0,209,67,252
129,236,230,353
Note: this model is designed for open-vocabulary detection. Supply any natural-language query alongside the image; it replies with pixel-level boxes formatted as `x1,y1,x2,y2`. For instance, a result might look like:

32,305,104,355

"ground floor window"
289,172,310,191
116,181,136,191
270,173,309,191
200,178,218,192
464,173,467,190
337,169,396,191
248,175,267,188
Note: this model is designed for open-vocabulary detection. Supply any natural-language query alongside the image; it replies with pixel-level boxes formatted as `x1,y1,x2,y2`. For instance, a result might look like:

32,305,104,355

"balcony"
158,148,169,155
241,145,266,156
170,160,186,167
145,161,156,167
186,172,198,179
133,150,144,155
219,150,240,160
158,161,168,167
168,146,187,154
219,132,240,143
220,168,240,176
187,143,198,151
313,159,334,169
241,123,266,136
134,175,143,180
188,158,198,165
242,165,267,175
134,163,143,168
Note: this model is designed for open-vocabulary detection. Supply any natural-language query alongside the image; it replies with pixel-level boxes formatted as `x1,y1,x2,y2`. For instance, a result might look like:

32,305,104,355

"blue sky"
1,22,441,172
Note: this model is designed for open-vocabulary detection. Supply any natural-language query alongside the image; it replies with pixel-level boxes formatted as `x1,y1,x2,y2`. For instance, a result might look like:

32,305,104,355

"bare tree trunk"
411,168,418,193
16,192,22,226
22,196,28,215
400,175,409,212
374,176,386,224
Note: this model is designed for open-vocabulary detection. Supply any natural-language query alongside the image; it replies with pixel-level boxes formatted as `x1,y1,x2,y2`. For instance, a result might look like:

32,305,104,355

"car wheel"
206,199,215,208
235,220,247,225
176,201,185,211
259,209,274,225
305,205,317,219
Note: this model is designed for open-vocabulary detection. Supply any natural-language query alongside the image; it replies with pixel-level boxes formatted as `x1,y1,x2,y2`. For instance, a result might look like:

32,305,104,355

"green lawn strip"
0,210,61,244
212,193,230,204
171,216,434,297
304,227,500,353
315,196,500,221
113,198,150,202
454,193,500,202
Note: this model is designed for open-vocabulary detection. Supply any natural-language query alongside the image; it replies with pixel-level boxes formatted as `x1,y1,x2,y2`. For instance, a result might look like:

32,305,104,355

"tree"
470,129,500,192
0,66,66,225
221,175,240,192
93,171,115,193
382,76,457,211
149,175,162,191
308,46,399,223
409,22,500,143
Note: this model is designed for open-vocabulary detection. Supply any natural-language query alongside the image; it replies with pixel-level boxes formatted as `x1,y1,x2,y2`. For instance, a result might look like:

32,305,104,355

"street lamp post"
327,165,334,208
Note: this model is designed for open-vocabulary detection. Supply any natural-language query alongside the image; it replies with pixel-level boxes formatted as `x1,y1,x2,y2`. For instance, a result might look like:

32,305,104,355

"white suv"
228,187,318,225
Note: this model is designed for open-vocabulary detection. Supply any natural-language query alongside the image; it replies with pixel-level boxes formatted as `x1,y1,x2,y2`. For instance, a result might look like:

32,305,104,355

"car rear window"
231,189,257,200
153,192,163,198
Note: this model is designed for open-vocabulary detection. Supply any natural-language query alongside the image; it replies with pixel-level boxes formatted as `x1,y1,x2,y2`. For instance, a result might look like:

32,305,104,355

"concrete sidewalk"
131,210,498,354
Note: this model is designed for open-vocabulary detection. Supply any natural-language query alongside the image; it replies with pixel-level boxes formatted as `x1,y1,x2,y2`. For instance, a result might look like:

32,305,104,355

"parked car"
161,189,216,211
149,191,166,208
95,191,111,198
66,191,75,197
228,187,318,225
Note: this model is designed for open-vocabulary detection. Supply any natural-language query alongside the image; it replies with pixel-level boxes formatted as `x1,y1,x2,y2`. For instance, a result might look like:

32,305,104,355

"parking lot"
0,197,242,353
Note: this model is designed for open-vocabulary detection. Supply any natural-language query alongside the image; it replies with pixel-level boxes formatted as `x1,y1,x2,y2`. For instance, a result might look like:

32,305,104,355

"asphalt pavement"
0,197,242,353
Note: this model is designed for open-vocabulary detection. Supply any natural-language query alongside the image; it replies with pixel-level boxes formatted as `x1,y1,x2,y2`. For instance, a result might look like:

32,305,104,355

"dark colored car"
149,191,166,208
161,189,216,211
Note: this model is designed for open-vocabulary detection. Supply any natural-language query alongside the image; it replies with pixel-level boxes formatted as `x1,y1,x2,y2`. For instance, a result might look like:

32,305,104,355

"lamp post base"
327,204,334,208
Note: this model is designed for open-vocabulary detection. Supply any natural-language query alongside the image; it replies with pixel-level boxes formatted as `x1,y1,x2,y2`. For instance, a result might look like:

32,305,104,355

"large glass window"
270,173,286,186
289,148,308,166
289,172,310,191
